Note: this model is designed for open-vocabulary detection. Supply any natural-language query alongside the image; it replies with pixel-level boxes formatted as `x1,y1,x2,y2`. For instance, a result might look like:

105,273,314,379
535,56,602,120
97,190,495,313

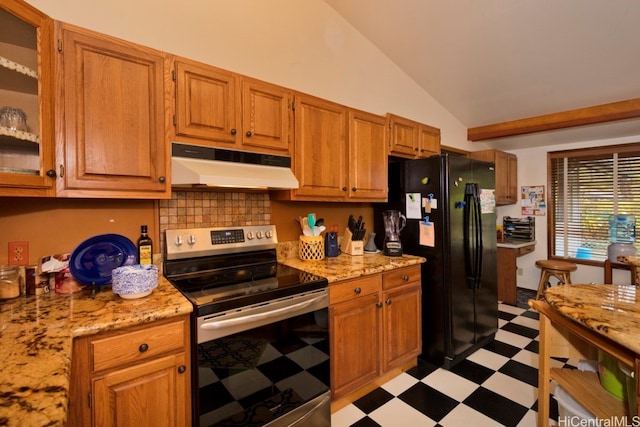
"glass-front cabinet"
0,0,55,196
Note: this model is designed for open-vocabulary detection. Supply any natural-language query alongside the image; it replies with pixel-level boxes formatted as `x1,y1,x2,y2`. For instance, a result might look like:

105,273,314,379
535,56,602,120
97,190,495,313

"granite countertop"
543,283,640,355
279,251,426,282
0,277,192,427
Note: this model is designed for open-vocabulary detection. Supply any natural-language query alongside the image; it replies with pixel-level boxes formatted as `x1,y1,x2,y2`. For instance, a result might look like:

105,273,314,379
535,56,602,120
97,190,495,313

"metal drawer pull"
376,302,383,308
386,298,392,305
138,343,149,353
402,275,409,281
354,287,362,294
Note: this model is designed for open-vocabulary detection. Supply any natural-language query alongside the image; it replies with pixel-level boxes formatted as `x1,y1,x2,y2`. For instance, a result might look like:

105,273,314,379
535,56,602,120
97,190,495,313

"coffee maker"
383,210,406,256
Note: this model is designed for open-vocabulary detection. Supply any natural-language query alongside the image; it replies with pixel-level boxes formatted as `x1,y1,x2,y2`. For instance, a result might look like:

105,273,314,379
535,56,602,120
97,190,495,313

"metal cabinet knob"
376,302,383,308
246,131,252,137
342,187,347,191
352,187,357,192
402,275,409,281
354,287,362,294
178,365,187,374
139,343,149,353
158,176,166,183
385,298,392,305
230,128,237,135
46,169,56,178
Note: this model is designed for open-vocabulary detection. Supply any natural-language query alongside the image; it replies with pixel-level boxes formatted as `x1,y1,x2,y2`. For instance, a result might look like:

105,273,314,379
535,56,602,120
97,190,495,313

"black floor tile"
498,310,517,321
463,386,529,426
525,339,539,354
499,359,539,388
353,387,394,414
522,310,540,320
448,359,494,385
352,417,382,427
408,357,439,380
501,322,539,339
484,338,522,359
397,382,459,422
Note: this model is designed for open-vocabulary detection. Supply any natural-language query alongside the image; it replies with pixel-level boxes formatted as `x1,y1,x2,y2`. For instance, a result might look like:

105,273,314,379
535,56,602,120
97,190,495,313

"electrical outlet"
517,267,523,276
8,241,29,266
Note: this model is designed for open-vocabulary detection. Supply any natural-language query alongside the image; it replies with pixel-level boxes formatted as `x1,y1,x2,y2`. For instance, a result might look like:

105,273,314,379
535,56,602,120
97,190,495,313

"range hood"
171,143,299,190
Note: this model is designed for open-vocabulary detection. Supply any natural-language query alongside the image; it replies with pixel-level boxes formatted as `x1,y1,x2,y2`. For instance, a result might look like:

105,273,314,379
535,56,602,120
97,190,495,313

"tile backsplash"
158,190,271,255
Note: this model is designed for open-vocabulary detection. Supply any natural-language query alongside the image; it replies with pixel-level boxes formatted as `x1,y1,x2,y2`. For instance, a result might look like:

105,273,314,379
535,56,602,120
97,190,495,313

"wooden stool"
535,259,577,299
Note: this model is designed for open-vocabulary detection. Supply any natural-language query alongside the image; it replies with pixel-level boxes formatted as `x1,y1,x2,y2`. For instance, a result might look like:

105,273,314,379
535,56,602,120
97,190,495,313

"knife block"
340,229,364,256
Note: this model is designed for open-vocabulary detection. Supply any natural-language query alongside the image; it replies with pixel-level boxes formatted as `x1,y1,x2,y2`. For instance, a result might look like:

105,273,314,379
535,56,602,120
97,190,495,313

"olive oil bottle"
137,225,153,265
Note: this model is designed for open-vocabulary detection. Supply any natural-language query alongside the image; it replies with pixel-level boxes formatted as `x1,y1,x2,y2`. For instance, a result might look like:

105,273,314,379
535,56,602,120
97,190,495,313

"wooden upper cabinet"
174,59,240,148
418,123,441,157
241,77,291,154
290,93,347,200
55,22,170,198
0,0,56,196
469,149,518,205
348,109,388,201
387,113,419,157
387,113,440,159
173,59,291,155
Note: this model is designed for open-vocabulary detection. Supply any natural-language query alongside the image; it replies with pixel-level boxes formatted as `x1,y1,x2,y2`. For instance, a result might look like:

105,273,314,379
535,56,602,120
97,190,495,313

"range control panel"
165,225,278,260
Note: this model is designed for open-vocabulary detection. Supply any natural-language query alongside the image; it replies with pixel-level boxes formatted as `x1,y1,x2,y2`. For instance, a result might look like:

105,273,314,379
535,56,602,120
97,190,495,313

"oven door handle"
200,293,326,330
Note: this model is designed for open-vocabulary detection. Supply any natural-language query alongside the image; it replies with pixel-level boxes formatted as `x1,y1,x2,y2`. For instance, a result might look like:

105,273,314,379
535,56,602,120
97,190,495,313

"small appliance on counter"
382,210,406,256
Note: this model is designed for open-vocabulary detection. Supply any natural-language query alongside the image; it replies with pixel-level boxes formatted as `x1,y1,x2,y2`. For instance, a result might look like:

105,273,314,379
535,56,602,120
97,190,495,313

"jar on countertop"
0,265,20,300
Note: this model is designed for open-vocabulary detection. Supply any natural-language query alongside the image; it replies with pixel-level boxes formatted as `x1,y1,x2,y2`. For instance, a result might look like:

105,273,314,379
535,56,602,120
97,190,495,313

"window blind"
549,143,640,262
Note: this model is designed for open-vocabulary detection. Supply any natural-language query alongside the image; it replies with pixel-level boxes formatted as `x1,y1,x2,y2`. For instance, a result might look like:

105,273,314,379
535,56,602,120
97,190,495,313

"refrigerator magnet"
419,221,435,247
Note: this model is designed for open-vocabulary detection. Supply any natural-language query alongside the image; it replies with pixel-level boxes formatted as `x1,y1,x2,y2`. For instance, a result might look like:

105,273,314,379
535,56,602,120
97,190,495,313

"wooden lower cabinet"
497,243,535,305
329,265,421,404
68,315,191,427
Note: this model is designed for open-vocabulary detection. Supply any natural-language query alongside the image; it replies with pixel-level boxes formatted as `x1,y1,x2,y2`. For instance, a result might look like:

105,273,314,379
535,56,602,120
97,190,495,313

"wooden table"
530,285,640,426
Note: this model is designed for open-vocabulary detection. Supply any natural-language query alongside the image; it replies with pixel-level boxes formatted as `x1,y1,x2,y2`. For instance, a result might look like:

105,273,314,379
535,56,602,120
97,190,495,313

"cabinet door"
387,113,418,158
0,1,56,195
418,124,441,158
293,94,347,199
56,23,169,198
174,59,240,148
93,353,190,427
241,78,291,154
506,153,518,203
497,247,517,305
330,293,380,399
347,109,388,201
382,283,421,372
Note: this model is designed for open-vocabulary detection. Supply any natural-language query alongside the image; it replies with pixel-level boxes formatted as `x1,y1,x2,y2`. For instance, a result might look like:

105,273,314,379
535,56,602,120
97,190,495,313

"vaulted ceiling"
324,0,640,148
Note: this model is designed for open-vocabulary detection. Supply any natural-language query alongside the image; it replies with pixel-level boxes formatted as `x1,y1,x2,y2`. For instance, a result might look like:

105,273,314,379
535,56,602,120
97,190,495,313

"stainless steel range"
163,225,330,427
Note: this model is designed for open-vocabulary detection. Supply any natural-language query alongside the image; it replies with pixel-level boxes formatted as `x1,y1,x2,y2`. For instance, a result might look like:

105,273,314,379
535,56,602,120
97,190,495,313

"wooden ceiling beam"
467,98,640,141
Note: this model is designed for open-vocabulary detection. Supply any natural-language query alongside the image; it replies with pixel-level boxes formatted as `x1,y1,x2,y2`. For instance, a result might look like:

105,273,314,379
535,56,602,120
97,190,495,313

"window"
549,143,640,263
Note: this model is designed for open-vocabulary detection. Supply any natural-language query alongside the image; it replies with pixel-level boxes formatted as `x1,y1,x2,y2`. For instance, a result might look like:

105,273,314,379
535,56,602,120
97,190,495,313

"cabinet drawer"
330,275,381,305
382,265,421,290
516,244,535,257
91,319,187,372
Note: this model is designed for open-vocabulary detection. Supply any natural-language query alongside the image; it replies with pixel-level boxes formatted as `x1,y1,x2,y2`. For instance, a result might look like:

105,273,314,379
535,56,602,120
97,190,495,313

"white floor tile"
510,314,540,330
516,409,539,427
330,404,366,427
482,371,538,408
495,328,536,349
368,398,437,427
381,372,419,396
498,304,527,316
511,348,540,368
423,368,479,401
439,403,503,427
467,347,510,370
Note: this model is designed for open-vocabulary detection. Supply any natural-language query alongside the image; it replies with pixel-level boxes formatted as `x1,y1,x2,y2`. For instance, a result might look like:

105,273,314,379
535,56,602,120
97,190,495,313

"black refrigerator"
375,154,498,369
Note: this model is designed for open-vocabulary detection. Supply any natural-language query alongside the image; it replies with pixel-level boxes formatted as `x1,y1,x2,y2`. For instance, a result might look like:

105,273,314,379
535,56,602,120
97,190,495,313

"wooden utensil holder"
340,229,364,256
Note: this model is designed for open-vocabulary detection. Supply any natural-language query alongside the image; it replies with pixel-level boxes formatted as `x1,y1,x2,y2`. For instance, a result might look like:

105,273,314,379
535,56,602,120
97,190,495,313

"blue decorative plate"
70,234,137,286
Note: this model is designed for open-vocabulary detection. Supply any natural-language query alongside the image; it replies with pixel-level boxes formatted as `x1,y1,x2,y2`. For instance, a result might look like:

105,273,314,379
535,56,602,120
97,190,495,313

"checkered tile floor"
331,302,570,427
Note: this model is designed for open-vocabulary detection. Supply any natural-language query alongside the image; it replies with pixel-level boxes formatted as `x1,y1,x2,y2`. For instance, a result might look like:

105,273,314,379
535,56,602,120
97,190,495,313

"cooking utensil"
307,213,316,236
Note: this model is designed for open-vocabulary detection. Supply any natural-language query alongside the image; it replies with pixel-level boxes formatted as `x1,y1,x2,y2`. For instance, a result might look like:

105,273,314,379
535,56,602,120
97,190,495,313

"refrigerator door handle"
463,183,483,289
